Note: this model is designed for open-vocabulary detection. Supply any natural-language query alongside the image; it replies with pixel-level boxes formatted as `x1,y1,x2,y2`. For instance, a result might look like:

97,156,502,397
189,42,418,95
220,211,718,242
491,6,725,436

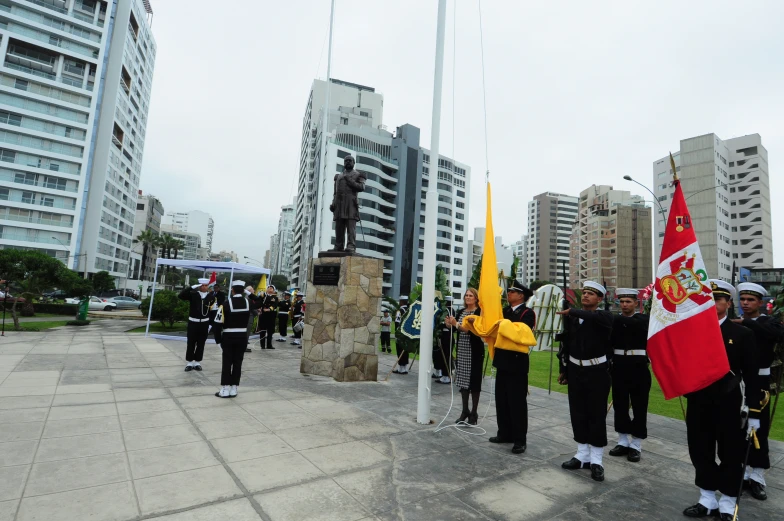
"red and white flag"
647,178,729,399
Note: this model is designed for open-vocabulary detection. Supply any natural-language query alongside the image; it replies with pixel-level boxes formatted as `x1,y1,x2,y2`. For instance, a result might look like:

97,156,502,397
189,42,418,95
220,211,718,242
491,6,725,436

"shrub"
20,303,35,317
66,320,91,326
28,303,79,315
141,290,188,328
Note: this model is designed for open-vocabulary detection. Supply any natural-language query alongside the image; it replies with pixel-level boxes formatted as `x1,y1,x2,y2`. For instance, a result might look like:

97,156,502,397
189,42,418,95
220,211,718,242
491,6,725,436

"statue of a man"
329,154,366,253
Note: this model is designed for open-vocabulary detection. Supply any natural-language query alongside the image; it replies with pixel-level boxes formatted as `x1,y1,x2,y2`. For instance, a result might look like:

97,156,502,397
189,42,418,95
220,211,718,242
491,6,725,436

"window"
454,258,462,265
456,190,465,198
453,281,462,288
456,201,465,209
454,246,463,254
455,224,464,231
453,269,462,276
455,212,464,220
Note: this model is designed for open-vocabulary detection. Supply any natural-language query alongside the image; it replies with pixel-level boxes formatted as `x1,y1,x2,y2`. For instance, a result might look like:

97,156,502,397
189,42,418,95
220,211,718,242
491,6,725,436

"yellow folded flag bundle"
462,183,537,358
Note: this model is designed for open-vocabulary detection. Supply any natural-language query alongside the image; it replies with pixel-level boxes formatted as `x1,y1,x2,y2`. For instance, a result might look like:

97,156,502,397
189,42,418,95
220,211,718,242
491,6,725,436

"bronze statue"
329,154,366,253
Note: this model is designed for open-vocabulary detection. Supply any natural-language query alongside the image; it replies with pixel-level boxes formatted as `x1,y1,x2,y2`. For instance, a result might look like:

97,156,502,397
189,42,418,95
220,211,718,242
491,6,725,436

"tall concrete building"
0,0,156,279
208,250,237,263
653,133,773,281
466,227,513,288
161,209,214,253
512,235,528,285
269,202,294,282
129,189,161,281
160,223,201,261
526,192,579,283
569,184,651,298
291,78,384,288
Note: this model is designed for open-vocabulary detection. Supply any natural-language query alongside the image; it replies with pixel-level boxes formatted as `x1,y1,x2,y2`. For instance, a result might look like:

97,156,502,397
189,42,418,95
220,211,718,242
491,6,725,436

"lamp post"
244,256,264,267
623,175,666,216
684,180,741,202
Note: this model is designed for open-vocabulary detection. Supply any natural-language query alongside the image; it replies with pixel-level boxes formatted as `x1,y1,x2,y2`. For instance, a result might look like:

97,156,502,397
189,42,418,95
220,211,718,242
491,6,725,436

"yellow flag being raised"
256,274,267,296
463,183,537,358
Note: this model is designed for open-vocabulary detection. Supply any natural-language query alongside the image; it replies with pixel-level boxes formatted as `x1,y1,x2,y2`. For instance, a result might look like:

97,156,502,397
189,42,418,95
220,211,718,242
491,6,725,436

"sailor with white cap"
556,281,614,482
178,278,216,372
258,285,279,349
732,282,782,501
682,279,761,520
215,280,254,398
608,288,650,463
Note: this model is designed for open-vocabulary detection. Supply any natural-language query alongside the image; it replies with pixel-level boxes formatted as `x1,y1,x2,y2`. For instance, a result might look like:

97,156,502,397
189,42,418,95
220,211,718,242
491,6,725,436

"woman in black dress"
445,287,484,425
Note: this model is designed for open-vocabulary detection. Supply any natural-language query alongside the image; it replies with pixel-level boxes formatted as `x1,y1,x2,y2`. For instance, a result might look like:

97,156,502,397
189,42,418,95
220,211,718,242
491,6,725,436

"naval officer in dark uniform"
683,280,761,520
276,291,292,343
179,277,216,372
489,280,536,454
734,282,781,501
215,280,253,398
608,288,650,463
259,285,279,349
557,281,614,482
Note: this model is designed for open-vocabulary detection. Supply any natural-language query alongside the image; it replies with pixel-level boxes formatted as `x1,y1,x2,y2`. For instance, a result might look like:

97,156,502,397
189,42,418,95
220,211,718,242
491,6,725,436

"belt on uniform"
613,349,647,356
569,355,607,366
278,312,289,315
188,317,209,323
223,328,247,333
759,367,771,376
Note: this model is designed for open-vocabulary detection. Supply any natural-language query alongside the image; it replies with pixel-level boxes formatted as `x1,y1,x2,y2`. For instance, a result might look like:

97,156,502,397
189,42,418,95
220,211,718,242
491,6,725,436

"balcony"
0,231,64,244
0,191,76,210
0,211,72,227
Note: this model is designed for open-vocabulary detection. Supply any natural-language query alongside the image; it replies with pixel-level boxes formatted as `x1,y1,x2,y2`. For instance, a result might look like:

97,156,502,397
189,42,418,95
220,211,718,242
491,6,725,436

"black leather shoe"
511,444,526,454
267,345,275,350
749,479,767,500
609,444,629,457
488,436,512,444
627,448,641,462
193,365,202,371
590,464,604,481
718,514,734,521
184,365,193,372
245,348,252,352
260,346,266,349
682,503,718,517
561,458,590,470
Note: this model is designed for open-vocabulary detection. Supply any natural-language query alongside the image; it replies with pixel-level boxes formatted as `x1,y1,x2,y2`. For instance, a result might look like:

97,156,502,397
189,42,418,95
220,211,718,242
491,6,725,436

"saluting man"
682,280,761,520
179,277,216,372
277,291,292,343
733,282,782,501
557,281,614,482
608,288,651,463
215,280,253,398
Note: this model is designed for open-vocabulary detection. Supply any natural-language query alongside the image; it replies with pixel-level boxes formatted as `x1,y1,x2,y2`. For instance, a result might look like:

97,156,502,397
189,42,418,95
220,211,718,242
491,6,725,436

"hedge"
29,303,79,315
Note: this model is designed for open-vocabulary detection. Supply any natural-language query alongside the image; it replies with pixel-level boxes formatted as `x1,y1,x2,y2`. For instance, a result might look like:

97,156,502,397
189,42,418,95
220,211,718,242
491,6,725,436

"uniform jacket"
259,294,278,317
493,304,536,374
178,287,215,321
278,298,292,314
558,309,614,373
292,300,304,317
221,294,251,341
740,315,784,369
331,169,366,221
611,313,650,366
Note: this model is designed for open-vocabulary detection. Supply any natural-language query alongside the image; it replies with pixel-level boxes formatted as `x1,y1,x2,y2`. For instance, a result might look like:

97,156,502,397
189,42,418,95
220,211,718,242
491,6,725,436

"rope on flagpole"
478,0,490,183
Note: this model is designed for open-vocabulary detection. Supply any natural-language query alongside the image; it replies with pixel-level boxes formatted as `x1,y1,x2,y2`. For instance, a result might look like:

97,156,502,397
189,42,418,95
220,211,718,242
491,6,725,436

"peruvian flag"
647,178,729,399
208,272,217,285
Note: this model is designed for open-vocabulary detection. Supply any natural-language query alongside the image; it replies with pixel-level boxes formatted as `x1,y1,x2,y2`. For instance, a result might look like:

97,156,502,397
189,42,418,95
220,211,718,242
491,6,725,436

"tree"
171,239,186,263
270,274,289,290
92,271,116,295
134,229,158,281
468,254,482,290
158,234,177,274
140,290,188,328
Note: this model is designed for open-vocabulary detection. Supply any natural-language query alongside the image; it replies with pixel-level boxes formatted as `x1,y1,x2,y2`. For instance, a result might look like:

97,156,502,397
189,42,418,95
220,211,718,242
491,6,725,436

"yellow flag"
256,274,267,295
463,182,537,358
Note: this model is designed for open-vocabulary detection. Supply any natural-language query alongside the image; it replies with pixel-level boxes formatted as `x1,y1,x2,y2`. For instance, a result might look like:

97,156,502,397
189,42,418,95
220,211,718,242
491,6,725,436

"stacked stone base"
300,256,382,382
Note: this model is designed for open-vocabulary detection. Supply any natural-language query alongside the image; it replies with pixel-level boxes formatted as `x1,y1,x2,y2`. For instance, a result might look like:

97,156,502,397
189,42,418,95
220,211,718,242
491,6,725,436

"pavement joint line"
112,361,143,519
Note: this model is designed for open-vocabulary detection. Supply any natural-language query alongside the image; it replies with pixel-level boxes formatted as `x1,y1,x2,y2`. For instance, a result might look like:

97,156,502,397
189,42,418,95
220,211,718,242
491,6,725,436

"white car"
65,296,117,311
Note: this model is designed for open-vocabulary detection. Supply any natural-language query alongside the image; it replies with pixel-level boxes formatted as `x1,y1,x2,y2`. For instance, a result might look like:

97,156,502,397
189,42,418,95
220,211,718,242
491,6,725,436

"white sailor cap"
267,285,276,292
283,291,291,296
399,295,409,300
231,280,245,287
616,288,638,299
197,278,210,285
297,293,305,298
709,279,735,300
445,296,453,302
737,282,767,299
582,281,606,297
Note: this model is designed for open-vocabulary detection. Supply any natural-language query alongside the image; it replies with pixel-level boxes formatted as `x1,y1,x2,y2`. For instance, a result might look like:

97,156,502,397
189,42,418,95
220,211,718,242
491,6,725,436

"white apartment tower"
653,133,773,281
161,209,214,253
269,202,294,282
526,192,579,283
0,0,156,278
512,235,528,285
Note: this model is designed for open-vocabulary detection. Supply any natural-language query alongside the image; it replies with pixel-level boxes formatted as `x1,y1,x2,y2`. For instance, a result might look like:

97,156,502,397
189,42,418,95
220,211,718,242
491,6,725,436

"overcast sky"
141,0,784,269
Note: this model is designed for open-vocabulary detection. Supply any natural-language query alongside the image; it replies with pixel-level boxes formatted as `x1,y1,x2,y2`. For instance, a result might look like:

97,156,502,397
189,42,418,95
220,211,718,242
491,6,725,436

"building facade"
512,235,528,285
160,223,201,261
269,203,294,282
208,250,237,263
129,189,161,280
466,227,514,289
653,133,773,281
569,184,651,299
526,192,578,284
161,209,214,254
0,0,156,279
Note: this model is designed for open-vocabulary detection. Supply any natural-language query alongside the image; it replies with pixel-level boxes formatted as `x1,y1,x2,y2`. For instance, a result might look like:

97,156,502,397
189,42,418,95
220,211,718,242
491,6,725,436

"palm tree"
156,234,175,277
171,239,186,263
134,229,158,281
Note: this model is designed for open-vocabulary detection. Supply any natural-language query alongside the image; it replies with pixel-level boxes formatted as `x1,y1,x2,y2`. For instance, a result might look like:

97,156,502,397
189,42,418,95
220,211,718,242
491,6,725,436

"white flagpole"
417,0,447,425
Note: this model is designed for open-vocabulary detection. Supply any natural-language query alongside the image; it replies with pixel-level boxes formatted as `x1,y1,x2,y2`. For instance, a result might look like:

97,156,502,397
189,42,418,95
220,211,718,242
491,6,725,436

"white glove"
244,290,251,296
191,284,200,289
747,418,760,434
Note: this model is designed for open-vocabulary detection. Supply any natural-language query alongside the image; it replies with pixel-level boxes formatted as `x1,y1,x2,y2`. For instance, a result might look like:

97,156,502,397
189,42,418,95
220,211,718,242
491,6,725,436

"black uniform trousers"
278,314,289,337
434,330,452,372
208,310,222,344
220,337,246,386
567,363,611,447
495,367,529,445
686,387,745,495
380,331,390,350
260,312,275,348
396,336,409,366
612,362,651,439
748,373,770,469
186,321,209,362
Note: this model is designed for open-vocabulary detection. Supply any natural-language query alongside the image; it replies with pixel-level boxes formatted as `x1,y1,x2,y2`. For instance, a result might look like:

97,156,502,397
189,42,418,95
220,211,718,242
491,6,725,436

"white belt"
613,349,647,356
223,328,247,333
278,312,289,315
759,367,771,376
569,355,607,366
189,317,209,323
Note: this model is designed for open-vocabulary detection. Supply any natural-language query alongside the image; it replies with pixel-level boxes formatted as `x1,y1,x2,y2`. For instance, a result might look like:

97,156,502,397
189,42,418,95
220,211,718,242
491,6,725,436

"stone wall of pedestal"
299,255,382,382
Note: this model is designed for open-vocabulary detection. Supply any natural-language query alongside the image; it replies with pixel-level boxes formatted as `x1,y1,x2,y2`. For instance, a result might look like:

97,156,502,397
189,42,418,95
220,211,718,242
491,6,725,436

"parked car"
43,289,68,299
64,296,116,311
0,291,25,304
107,296,142,310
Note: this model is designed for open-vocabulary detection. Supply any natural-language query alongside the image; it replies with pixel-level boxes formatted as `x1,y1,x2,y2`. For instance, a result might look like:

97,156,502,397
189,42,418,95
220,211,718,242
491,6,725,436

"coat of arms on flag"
399,299,441,340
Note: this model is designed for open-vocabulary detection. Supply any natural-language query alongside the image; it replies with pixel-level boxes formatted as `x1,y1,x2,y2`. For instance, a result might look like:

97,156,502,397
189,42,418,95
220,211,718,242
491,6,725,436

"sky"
140,0,784,268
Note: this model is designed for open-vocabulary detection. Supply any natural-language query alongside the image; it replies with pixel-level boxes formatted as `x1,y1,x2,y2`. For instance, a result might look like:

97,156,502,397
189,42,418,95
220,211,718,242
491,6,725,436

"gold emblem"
729,339,734,344
676,225,684,232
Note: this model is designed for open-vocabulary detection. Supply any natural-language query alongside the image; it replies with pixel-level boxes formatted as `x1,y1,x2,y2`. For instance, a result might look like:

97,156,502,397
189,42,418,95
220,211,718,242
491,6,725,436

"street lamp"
244,256,263,267
623,175,666,216
684,180,742,202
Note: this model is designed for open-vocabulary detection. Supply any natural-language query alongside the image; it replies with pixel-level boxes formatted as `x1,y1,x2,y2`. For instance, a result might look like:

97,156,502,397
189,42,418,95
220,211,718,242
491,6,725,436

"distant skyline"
140,0,784,272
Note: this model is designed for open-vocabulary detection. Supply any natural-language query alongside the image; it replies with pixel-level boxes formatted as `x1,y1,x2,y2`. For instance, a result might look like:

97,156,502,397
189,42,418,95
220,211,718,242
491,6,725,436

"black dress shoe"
511,444,526,454
193,365,202,371
260,346,266,349
627,448,641,462
489,436,512,444
683,503,718,518
609,444,629,457
590,464,604,481
718,514,734,521
749,479,767,500
561,458,590,470
184,365,193,372
267,345,275,350
245,348,252,352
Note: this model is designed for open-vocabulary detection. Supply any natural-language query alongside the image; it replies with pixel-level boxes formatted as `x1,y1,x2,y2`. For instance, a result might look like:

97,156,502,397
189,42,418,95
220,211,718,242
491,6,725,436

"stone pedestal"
299,256,383,382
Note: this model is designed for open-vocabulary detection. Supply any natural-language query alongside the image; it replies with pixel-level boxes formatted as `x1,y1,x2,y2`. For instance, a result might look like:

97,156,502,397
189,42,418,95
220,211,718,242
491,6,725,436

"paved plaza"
0,328,782,521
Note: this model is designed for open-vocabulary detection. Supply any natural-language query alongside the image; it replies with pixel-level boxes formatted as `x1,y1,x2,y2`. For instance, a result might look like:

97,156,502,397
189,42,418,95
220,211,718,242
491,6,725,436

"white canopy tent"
144,259,271,337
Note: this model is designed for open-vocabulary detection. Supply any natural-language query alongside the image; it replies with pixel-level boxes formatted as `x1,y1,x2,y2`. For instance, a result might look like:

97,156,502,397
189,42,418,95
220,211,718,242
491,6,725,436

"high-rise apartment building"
161,209,214,253
466,227,514,285
208,249,237,263
269,202,294,282
0,0,156,279
569,184,651,297
653,133,773,280
511,235,528,285
291,78,384,288
526,192,579,283
160,223,201,261
129,189,161,280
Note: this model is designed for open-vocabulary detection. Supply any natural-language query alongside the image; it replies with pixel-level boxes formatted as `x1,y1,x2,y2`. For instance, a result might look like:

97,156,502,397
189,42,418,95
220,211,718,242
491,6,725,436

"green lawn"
129,322,187,334
11,320,71,331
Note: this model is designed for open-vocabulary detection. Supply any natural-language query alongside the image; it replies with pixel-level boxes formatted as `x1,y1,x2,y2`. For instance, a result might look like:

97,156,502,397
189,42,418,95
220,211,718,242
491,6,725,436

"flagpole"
417,0,447,425
315,0,336,261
